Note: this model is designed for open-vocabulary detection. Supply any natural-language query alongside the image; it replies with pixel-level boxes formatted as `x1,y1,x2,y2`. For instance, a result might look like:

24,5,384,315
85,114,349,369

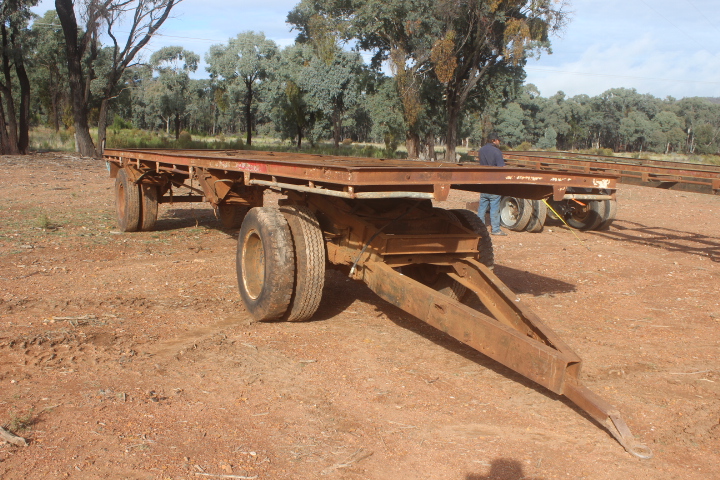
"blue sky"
33,0,720,99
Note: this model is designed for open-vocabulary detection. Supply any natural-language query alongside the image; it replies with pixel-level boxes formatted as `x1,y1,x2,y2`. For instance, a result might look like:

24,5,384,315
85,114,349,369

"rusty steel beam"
361,260,652,459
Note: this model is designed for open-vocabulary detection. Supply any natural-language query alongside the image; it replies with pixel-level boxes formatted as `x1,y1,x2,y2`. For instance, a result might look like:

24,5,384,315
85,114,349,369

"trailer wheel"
139,184,159,231
595,199,617,230
236,207,295,321
524,200,547,233
218,204,249,229
115,169,141,232
450,209,494,269
566,199,606,231
499,197,532,232
280,205,326,322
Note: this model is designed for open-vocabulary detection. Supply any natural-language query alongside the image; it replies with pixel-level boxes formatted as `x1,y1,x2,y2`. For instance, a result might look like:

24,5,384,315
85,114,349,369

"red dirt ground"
1,153,718,480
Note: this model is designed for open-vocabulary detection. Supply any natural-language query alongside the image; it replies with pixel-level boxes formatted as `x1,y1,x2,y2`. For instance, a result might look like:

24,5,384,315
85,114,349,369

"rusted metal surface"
504,151,720,195
308,196,652,457
106,148,650,457
360,259,652,458
104,148,616,201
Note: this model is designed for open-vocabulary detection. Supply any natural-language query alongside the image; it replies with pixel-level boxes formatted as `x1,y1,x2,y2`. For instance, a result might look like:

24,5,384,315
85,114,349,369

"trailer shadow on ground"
591,220,720,262
493,265,576,295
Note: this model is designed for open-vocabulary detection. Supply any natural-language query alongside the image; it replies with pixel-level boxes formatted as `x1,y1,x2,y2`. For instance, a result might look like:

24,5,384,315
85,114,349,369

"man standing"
477,132,507,236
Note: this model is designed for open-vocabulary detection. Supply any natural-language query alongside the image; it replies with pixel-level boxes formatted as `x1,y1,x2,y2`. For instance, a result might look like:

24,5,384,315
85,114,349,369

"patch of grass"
35,213,53,230
7,408,35,432
30,127,77,151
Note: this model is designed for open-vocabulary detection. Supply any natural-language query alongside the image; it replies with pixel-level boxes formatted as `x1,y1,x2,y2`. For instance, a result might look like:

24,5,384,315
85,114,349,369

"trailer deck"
504,150,720,196
103,148,617,201
103,147,650,458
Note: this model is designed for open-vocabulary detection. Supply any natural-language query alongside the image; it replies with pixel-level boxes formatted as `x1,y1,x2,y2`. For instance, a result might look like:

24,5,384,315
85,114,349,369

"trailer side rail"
503,151,720,196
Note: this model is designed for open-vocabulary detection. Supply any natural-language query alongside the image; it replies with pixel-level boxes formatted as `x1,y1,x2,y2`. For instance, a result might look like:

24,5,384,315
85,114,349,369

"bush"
111,115,133,130
178,131,193,148
515,141,533,151
581,148,615,157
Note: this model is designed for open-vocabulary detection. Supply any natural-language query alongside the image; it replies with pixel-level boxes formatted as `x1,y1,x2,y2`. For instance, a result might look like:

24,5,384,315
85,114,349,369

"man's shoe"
492,231,508,236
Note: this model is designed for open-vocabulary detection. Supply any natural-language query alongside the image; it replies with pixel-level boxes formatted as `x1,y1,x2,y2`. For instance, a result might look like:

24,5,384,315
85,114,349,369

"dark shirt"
478,142,505,167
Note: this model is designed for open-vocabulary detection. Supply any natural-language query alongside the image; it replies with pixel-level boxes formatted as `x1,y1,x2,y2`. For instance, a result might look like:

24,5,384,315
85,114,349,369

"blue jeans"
478,193,502,233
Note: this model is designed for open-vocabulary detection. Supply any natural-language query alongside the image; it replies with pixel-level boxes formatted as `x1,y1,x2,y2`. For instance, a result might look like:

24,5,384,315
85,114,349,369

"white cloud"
526,0,720,98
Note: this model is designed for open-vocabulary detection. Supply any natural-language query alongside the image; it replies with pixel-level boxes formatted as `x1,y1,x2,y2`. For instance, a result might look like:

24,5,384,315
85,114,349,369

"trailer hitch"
361,260,652,459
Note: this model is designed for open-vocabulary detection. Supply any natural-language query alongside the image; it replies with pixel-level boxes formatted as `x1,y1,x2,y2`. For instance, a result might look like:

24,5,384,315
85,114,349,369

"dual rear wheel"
499,195,616,232
115,169,158,232
236,206,325,322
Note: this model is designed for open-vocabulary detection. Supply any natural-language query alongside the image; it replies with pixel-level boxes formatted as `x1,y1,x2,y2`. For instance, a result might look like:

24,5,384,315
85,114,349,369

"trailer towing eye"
563,382,653,459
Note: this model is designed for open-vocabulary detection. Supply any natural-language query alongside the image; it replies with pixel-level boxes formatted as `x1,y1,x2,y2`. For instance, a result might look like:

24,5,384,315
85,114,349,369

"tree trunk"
332,109,342,148
97,98,110,155
211,104,216,136
405,132,419,159
0,98,11,155
51,87,61,132
0,86,19,155
16,59,30,155
55,0,96,157
425,131,436,161
444,107,459,163
174,113,181,140
8,26,30,154
245,80,253,146
0,26,19,155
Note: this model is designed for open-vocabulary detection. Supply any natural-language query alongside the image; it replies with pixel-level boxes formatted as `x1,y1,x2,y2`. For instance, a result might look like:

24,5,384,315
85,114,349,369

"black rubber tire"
545,199,563,221
525,200,547,233
139,184,159,232
450,209,494,269
280,205,326,322
218,204,249,229
115,169,141,232
566,199,606,231
499,197,532,232
595,199,618,230
236,207,296,321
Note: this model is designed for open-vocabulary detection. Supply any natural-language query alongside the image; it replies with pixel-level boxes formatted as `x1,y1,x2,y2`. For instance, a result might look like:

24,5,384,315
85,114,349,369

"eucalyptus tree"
296,49,365,148
206,31,277,146
494,102,527,147
649,110,685,154
263,44,316,148
30,10,68,132
289,0,568,162
675,97,720,154
0,0,35,155
149,46,199,139
367,77,406,154
54,0,182,157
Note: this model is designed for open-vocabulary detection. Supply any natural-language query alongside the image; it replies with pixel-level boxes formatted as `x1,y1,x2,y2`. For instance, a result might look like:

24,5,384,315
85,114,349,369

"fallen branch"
0,426,28,446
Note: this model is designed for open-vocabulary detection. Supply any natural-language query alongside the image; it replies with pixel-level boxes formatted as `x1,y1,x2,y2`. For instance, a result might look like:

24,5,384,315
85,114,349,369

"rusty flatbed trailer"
467,150,719,233
103,148,651,458
504,150,720,196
